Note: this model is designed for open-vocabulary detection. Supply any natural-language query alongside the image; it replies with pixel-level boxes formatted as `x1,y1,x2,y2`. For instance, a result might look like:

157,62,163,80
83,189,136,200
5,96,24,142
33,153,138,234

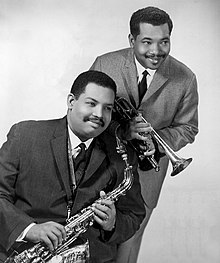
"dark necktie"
73,143,86,184
138,70,148,103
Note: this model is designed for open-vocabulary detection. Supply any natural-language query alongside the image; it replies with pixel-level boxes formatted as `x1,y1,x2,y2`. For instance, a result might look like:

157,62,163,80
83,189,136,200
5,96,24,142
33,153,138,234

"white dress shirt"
135,57,156,88
67,125,93,156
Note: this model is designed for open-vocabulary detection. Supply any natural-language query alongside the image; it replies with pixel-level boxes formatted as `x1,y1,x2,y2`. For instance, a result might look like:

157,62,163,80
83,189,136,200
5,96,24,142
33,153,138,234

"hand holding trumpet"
114,97,193,176
128,114,156,157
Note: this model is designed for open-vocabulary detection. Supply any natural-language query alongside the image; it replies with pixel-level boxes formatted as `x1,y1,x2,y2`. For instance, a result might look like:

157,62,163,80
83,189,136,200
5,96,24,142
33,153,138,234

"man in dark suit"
90,6,199,263
0,70,145,263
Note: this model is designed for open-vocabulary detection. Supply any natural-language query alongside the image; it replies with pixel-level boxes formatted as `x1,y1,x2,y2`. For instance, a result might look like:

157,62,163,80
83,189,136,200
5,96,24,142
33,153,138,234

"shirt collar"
134,56,156,80
67,125,93,151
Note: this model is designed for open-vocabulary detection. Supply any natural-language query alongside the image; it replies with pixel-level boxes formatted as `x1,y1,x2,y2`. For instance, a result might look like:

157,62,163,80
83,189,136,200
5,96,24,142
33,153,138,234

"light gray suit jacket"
90,48,199,208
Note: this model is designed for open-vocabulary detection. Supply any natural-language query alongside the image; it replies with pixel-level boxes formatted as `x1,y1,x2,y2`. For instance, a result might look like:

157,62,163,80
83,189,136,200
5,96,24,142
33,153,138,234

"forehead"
82,82,115,103
138,22,170,38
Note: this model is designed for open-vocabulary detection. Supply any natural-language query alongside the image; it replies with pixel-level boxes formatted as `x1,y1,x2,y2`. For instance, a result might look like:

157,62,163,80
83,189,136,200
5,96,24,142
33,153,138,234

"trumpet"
114,97,192,176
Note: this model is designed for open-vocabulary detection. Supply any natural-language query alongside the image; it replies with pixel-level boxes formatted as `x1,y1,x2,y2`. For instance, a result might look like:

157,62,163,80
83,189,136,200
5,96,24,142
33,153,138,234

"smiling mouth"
146,54,166,64
90,120,102,127
148,57,160,64
89,119,105,128
84,117,105,128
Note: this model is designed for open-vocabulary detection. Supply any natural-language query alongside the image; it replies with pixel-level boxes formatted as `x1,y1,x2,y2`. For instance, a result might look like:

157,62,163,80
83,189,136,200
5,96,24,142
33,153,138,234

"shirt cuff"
16,223,36,242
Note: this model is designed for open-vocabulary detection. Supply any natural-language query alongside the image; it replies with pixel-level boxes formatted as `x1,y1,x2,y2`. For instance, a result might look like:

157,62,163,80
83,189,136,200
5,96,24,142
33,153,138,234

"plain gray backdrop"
0,0,220,262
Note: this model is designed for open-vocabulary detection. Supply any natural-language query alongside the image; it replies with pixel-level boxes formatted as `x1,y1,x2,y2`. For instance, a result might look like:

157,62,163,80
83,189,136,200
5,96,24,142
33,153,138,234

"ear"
67,93,76,109
128,34,135,48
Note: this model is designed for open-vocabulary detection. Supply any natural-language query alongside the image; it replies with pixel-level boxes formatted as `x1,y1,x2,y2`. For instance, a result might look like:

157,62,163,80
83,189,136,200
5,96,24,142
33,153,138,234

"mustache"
84,116,105,127
146,53,166,59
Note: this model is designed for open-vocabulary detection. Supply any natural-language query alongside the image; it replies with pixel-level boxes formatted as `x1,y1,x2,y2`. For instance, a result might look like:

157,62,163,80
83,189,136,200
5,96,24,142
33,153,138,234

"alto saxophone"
5,132,133,263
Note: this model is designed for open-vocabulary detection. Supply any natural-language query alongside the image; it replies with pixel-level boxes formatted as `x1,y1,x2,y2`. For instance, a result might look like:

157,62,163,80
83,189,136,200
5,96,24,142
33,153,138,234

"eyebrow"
85,97,114,106
161,37,170,40
142,36,170,40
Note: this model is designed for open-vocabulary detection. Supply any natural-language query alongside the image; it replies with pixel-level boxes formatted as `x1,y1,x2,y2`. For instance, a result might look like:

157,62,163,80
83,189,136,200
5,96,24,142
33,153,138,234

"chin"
150,65,160,70
86,129,102,139
148,62,163,70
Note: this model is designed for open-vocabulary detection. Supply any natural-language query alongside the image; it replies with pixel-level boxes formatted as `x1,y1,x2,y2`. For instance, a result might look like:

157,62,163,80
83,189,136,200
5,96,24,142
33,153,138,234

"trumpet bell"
171,157,192,177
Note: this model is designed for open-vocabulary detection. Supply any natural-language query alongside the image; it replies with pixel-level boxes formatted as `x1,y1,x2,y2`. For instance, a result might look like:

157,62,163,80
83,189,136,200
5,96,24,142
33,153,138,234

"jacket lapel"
50,119,107,198
122,50,171,107
144,56,170,101
123,49,139,108
51,117,72,199
83,138,106,182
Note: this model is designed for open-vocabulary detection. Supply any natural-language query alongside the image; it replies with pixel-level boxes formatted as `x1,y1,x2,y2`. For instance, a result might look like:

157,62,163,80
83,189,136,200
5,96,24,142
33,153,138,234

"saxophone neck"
115,125,129,164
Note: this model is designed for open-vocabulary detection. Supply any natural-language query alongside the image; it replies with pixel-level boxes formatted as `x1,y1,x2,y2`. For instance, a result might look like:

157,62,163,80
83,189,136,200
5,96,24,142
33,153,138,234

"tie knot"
77,143,86,159
142,70,148,77
78,142,86,152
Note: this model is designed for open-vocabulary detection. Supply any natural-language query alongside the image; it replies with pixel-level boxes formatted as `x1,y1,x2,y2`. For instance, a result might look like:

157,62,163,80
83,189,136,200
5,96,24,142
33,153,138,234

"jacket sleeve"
90,57,102,71
0,124,35,251
156,74,199,152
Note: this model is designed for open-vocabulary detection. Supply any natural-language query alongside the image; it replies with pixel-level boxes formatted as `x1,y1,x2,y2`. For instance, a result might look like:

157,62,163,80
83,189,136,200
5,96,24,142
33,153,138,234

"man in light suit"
90,6,199,262
0,70,145,263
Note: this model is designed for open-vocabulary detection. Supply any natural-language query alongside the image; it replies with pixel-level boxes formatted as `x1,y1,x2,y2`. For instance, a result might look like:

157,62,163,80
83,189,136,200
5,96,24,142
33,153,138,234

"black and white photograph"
0,1,219,262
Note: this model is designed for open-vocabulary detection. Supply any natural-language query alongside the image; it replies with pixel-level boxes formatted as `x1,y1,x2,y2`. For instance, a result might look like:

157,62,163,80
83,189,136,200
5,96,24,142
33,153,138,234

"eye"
142,40,151,45
160,40,170,46
87,101,96,107
104,106,113,112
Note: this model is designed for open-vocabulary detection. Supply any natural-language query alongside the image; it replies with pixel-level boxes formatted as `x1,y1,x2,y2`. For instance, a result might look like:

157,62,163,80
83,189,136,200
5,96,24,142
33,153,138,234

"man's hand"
25,222,66,251
126,115,156,156
92,191,116,231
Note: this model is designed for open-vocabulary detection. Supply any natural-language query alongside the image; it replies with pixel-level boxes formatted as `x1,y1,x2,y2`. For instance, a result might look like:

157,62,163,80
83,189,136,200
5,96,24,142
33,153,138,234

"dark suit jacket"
0,116,145,263
90,48,199,209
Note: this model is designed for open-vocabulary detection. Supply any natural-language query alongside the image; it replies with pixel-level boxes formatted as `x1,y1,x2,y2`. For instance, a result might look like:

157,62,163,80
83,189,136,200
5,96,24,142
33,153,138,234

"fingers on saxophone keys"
92,203,110,222
92,209,109,225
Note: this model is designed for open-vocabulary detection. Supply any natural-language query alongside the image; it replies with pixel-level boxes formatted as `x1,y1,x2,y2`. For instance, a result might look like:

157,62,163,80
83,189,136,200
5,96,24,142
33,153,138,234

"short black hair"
70,70,117,99
130,6,173,39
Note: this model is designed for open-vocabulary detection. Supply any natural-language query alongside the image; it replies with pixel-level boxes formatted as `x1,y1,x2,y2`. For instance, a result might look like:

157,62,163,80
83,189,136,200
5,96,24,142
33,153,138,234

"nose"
149,43,160,55
93,105,103,118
